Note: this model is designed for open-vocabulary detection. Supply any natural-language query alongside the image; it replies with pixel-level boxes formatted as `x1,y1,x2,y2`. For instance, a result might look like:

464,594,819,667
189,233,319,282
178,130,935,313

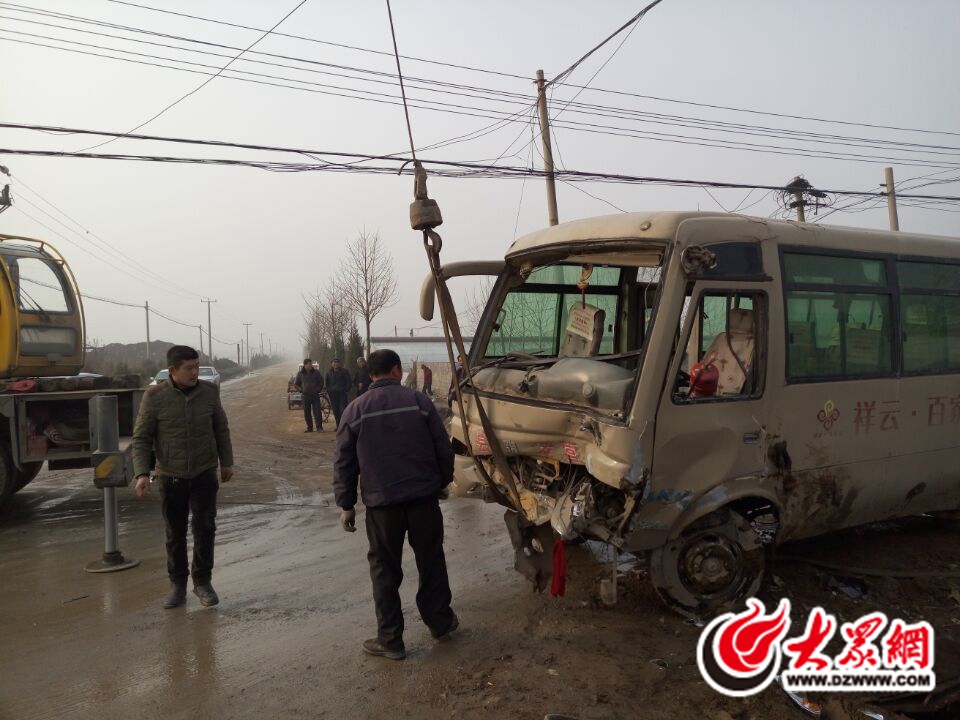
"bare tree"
339,230,398,355
302,282,352,368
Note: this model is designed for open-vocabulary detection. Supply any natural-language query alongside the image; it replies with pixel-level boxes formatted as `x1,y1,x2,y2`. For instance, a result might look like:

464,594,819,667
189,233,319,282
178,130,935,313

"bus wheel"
648,508,765,619
13,462,43,492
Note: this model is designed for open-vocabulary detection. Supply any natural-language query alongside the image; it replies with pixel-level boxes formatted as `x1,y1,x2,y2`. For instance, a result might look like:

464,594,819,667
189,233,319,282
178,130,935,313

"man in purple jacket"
333,349,458,660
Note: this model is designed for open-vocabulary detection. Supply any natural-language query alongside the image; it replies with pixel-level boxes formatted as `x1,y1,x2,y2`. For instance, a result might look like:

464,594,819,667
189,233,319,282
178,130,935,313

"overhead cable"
78,0,308,151
4,142,960,205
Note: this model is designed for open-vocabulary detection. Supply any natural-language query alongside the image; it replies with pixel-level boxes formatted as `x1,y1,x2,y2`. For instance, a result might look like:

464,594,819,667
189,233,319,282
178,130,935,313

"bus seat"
560,303,606,357
702,308,755,395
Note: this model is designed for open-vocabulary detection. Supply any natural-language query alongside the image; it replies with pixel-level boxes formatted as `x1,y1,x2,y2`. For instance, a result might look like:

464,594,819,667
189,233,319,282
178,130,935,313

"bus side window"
674,292,764,402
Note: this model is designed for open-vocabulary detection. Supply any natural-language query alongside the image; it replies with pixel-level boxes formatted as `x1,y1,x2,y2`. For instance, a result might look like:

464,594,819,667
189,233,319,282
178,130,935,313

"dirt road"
1,364,957,719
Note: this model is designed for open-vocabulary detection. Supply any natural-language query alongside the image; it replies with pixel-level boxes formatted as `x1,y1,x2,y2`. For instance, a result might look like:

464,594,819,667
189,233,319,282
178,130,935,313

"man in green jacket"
133,345,234,609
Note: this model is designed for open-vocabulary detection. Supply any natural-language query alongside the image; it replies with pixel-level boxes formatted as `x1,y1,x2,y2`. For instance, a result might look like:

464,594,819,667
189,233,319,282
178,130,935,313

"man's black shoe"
432,612,459,641
304,428,314,433
193,583,220,607
163,582,187,609
362,639,406,660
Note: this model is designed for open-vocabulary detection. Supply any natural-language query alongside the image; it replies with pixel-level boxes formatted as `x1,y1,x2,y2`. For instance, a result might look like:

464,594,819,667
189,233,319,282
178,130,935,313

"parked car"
149,369,170,386
199,366,221,387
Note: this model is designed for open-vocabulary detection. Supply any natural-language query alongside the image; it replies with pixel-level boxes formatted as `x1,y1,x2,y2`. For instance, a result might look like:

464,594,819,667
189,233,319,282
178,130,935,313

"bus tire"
13,462,43,493
648,507,765,619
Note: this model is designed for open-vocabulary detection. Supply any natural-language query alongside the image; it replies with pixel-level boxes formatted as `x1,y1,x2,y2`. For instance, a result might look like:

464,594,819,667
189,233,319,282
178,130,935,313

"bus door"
649,283,772,512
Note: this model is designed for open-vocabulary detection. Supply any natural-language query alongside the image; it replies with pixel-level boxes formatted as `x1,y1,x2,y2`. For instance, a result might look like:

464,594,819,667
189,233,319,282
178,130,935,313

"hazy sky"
2,0,958,358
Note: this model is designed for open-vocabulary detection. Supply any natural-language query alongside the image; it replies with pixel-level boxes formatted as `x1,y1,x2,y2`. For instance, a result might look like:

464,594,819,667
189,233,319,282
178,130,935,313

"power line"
9,172,204,300
4,22,959,167
71,0,957,138
550,0,664,88
4,3,959,157
8,29,960,173
79,0,308,151
4,137,960,205
104,0,529,80
5,19,957,161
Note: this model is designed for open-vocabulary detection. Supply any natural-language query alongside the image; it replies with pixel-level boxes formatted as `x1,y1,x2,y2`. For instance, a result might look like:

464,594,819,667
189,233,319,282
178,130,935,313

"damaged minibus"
421,211,960,617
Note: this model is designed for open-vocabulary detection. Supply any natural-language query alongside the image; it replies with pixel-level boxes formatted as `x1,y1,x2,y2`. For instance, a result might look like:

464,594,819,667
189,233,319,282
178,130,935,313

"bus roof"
506,211,960,260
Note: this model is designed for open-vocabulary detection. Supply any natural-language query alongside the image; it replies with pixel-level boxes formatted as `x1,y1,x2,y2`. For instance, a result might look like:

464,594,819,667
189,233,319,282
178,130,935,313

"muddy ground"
1,364,958,720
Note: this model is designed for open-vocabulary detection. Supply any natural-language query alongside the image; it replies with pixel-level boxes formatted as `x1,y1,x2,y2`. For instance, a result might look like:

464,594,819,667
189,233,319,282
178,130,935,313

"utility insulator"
409,162,443,231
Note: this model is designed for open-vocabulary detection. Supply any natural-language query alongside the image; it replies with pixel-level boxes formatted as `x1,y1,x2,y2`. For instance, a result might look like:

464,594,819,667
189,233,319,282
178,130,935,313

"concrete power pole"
791,185,806,223
260,332,264,356
201,298,217,360
236,343,241,365
198,325,204,357
144,301,150,361
884,167,900,231
243,323,252,367
535,69,559,227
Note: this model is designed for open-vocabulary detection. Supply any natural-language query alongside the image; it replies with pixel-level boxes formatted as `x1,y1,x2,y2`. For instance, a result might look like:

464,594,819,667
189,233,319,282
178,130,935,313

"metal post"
885,167,900,231
201,299,217,360
536,69,559,227
145,301,151,361
86,395,139,573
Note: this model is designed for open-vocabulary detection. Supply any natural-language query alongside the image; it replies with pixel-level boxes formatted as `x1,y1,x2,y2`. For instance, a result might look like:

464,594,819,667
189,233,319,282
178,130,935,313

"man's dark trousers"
364,495,455,651
303,393,323,430
329,392,347,427
159,468,219,584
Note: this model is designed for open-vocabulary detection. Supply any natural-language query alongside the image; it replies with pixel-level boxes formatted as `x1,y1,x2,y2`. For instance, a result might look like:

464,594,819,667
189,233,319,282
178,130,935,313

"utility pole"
198,325,204,357
536,69,559,227
236,343,241,365
243,323,252,367
201,298,217,360
260,332,264,356
144,301,151,361
884,167,900,231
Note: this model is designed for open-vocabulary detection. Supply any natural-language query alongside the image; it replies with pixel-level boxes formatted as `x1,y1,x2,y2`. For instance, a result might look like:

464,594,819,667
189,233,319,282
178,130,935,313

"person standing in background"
295,358,325,432
354,356,372,396
325,358,352,428
421,364,433,396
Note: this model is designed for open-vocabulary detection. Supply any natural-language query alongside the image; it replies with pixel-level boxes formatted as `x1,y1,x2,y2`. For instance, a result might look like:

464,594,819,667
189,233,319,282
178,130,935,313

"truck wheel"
13,462,43,492
0,445,15,506
648,508,765,619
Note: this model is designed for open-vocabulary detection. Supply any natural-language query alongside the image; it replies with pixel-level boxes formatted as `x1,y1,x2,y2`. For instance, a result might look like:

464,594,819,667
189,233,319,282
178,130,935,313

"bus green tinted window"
526,265,621,286
784,254,886,287
485,291,560,357
902,295,960,373
786,291,892,378
897,262,960,292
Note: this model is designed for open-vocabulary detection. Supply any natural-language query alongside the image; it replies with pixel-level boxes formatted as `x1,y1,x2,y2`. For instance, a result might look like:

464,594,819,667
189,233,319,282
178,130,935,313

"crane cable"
384,0,522,513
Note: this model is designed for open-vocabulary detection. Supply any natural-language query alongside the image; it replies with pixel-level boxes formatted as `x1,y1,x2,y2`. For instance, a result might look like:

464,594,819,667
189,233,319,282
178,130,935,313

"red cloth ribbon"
550,538,566,597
